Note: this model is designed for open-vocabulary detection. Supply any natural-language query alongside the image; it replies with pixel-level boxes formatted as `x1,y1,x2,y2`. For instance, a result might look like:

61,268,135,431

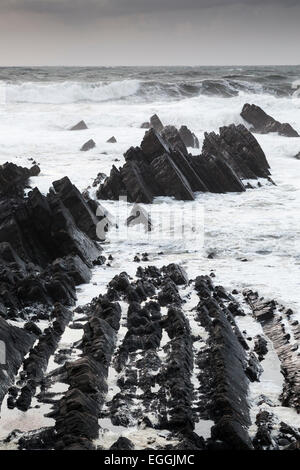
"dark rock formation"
252,410,300,450
161,125,188,156
179,125,200,149
161,263,188,285
51,297,121,450
15,305,73,411
150,114,164,132
202,124,271,179
107,136,117,143
151,154,195,201
0,162,40,198
110,437,135,450
92,172,107,187
96,165,126,201
3,262,299,451
188,153,245,193
0,165,102,317
0,318,35,406
96,122,270,203
70,120,88,131
244,290,300,412
80,139,96,152
241,104,299,137
52,176,99,240
140,128,170,163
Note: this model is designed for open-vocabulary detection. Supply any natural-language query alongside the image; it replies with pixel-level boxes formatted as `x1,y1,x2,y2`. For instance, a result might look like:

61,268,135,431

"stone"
179,125,199,149
107,136,117,143
241,104,299,137
150,114,164,132
151,154,195,201
70,120,88,131
52,176,99,240
140,128,170,163
80,139,96,152
0,317,35,406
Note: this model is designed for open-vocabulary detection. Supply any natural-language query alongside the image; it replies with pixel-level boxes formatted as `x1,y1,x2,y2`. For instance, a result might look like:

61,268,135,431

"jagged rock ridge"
97,121,272,203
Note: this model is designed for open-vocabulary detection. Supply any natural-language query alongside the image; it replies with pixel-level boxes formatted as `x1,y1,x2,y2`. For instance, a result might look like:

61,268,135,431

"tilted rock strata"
97,123,271,203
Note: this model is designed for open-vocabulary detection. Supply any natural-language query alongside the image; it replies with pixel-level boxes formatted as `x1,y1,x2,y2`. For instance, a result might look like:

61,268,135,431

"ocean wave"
292,79,300,97
1,76,298,104
2,79,141,104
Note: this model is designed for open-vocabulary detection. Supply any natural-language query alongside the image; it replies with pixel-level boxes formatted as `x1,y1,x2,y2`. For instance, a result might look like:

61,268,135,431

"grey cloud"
1,0,299,19
0,0,299,66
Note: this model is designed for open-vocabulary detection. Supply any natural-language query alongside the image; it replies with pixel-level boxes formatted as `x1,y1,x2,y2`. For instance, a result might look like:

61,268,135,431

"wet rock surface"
244,290,300,412
2,263,298,451
80,139,96,152
0,164,102,319
96,118,271,203
241,103,299,137
107,136,117,144
0,318,36,405
70,120,88,131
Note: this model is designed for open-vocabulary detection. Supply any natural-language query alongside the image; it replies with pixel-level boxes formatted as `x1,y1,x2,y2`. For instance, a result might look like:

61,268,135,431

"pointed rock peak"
107,136,117,143
150,114,164,132
241,103,299,137
70,120,88,131
80,139,96,152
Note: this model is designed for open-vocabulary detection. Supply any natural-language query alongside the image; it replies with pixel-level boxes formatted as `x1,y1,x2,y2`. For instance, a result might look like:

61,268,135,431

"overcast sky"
0,0,299,66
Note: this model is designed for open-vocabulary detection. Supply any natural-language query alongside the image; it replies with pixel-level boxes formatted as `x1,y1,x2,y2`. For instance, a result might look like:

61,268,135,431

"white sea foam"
1,79,141,104
292,80,300,97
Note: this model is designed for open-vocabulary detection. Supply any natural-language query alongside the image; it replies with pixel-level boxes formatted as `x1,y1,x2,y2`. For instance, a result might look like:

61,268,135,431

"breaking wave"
1,76,299,104
2,79,141,104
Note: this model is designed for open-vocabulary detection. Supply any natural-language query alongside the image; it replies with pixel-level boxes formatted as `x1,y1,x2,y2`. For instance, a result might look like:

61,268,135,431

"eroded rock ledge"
243,290,300,412
3,264,299,451
0,164,103,320
96,121,272,204
241,103,299,137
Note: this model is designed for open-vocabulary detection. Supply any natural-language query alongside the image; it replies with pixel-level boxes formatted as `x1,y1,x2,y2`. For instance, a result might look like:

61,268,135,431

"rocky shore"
0,104,299,451
96,115,273,204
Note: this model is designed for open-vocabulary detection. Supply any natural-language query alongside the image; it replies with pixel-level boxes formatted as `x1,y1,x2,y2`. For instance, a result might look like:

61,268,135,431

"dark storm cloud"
1,0,299,19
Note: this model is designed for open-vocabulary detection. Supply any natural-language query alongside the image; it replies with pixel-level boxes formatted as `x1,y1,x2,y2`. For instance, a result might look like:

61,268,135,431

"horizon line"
0,63,299,68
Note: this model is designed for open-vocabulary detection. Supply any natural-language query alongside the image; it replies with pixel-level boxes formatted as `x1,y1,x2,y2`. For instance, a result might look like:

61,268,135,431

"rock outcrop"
81,139,96,151
96,122,271,203
179,125,200,149
202,124,271,179
150,114,164,133
107,136,117,143
0,317,35,406
0,162,40,198
0,165,102,319
241,104,299,137
1,263,299,451
243,290,300,412
70,120,88,131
